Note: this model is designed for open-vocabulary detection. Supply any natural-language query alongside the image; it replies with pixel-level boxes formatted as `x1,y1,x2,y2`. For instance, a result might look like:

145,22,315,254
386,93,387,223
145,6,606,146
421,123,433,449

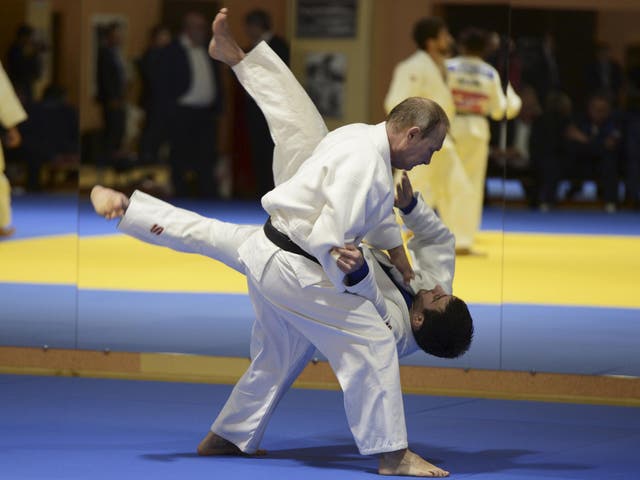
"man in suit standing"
243,9,289,197
96,22,127,163
163,11,222,198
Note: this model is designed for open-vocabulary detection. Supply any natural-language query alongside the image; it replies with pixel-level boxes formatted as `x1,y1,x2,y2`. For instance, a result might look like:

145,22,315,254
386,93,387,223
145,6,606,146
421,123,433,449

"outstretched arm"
91,185,129,219
90,185,259,273
395,173,455,292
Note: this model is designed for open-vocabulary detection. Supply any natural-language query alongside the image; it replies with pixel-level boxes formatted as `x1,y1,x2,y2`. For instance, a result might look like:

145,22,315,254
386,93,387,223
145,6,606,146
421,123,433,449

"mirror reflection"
2,0,637,380
498,4,640,376
0,0,80,350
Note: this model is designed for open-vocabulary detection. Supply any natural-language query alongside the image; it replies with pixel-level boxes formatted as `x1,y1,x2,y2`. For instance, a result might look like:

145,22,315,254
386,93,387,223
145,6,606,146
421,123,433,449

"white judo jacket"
446,55,521,141
445,55,522,243
116,41,454,456
0,60,27,228
118,189,455,360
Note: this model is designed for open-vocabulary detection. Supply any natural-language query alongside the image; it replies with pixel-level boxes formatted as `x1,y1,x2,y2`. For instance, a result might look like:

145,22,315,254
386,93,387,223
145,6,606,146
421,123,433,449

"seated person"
564,92,621,211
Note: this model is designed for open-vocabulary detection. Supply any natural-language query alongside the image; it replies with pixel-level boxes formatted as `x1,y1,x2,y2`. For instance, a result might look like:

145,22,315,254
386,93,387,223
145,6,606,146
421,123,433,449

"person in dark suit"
96,22,127,162
6,24,43,102
18,84,79,191
584,42,623,107
520,33,561,108
136,25,172,165
243,9,290,197
565,93,621,212
162,12,223,198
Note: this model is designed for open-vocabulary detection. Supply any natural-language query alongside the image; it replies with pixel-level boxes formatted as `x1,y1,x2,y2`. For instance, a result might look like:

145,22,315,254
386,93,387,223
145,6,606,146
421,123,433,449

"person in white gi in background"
384,17,476,254
91,8,467,477
0,59,28,237
446,28,522,250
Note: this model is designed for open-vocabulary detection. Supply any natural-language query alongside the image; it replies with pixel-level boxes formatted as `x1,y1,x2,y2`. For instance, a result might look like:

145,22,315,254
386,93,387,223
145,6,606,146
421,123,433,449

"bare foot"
90,185,129,220
208,8,245,66
197,431,266,457
379,449,449,477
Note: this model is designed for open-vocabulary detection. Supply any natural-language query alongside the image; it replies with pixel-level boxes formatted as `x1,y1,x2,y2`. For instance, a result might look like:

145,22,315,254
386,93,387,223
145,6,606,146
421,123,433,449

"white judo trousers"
120,41,408,456
0,60,27,228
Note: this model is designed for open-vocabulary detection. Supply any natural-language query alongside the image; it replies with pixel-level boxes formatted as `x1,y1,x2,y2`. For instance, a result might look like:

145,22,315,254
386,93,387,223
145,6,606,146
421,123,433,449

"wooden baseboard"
1,346,638,407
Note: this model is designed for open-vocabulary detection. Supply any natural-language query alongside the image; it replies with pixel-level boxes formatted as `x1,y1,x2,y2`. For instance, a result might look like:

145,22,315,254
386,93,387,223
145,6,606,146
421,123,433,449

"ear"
411,312,424,331
407,126,421,142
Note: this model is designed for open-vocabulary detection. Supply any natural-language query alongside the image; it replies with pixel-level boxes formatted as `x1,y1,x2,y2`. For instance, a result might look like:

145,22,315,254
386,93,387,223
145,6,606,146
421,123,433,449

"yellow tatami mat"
1,230,639,308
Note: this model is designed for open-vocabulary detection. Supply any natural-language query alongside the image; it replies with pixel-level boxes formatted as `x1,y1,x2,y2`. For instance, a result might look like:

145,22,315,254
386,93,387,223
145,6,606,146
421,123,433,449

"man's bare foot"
379,449,449,477
0,226,16,238
90,185,129,220
208,8,245,66
197,431,266,457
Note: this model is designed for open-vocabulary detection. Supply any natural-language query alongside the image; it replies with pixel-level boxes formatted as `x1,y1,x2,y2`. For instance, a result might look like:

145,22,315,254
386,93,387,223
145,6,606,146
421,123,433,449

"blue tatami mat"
9,194,639,240
1,374,639,479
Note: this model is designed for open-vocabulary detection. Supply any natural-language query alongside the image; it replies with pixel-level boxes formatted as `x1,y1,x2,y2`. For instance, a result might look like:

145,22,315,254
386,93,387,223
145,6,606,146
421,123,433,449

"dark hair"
103,22,121,37
413,17,446,50
245,9,271,31
458,27,488,56
386,97,450,139
150,24,169,40
413,297,473,358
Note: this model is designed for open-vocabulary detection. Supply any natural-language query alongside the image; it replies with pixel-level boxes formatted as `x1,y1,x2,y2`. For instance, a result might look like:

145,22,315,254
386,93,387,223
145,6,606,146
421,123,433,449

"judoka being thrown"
92,7,472,477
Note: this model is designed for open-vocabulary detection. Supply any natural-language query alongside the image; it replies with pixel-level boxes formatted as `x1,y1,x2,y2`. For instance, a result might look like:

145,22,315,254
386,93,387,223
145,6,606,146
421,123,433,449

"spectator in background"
489,85,542,208
96,22,127,163
18,84,79,191
530,91,573,210
486,33,522,93
6,24,44,101
585,42,623,108
243,9,289,197
162,11,222,198
520,32,561,108
565,93,621,212
0,60,28,237
137,25,172,165
625,63,640,210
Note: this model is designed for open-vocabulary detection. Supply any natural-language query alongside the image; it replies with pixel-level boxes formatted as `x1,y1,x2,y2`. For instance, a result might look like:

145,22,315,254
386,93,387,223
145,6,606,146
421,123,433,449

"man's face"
184,13,208,46
410,285,452,330
429,28,453,57
391,123,446,170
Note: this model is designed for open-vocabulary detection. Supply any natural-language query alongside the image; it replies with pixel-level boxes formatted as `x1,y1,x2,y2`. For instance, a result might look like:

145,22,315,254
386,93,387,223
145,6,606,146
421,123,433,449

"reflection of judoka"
384,17,476,253
446,28,521,248
0,60,27,237
92,8,470,477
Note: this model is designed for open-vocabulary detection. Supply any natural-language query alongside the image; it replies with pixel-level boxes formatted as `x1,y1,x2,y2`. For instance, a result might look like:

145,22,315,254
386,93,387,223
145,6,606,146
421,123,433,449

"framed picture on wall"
305,52,346,118
296,0,357,39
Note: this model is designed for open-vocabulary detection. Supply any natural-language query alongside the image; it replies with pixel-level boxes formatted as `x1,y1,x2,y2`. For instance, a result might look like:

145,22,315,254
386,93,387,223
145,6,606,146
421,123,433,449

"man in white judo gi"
0,59,28,237
384,17,476,253
446,28,522,250
92,8,471,477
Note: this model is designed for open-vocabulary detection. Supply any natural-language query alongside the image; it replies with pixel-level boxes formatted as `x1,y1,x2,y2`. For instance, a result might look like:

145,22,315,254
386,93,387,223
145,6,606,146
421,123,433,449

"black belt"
263,218,320,264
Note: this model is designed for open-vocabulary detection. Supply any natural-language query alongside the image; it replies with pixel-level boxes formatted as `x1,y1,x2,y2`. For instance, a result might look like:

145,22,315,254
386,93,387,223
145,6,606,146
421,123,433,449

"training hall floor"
1,193,639,375
1,194,640,479
1,373,639,479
